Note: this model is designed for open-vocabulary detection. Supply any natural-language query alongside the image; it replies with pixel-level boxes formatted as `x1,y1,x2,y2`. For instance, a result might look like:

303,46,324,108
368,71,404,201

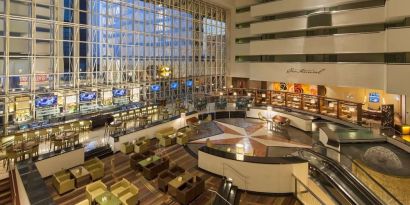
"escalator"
212,178,241,205
298,149,388,205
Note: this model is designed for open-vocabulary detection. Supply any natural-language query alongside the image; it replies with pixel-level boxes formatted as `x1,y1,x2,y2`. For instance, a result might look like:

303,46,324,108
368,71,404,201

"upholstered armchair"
120,142,134,154
176,134,188,145
86,180,107,204
52,170,75,195
75,199,89,205
110,178,130,197
84,158,105,181
159,136,173,147
118,183,139,205
134,141,149,154
158,171,176,192
129,153,145,171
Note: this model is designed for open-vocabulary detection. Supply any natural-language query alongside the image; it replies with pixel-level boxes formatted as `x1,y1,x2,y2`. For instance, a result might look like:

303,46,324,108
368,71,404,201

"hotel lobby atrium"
1,0,410,205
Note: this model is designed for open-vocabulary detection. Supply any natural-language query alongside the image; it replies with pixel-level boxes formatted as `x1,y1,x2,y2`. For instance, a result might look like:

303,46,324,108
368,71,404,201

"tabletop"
69,166,90,179
168,172,193,189
138,155,161,167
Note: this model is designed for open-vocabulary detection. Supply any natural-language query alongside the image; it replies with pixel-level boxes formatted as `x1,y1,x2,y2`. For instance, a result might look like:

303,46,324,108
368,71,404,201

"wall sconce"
233,92,237,96
219,92,223,96
310,99,316,104
329,103,335,108
247,93,251,97
349,107,356,112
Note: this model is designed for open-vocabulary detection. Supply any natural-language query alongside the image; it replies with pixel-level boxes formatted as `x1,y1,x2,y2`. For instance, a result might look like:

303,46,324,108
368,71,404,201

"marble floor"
188,118,313,157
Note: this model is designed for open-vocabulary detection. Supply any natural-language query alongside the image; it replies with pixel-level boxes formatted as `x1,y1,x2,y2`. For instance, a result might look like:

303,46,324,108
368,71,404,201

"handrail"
222,163,248,191
10,169,19,205
208,189,233,205
292,174,326,205
302,146,403,205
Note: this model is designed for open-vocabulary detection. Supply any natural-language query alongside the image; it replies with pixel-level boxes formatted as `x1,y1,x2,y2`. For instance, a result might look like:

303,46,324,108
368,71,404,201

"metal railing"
303,145,403,205
222,163,248,191
208,189,233,205
292,174,326,205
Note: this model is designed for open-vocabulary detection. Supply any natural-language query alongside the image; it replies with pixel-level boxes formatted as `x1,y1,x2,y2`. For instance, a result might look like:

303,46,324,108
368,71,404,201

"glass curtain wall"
0,0,227,134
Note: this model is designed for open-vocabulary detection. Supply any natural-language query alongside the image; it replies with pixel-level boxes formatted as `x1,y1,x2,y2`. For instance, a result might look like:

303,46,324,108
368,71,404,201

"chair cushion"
90,188,106,199
112,187,127,197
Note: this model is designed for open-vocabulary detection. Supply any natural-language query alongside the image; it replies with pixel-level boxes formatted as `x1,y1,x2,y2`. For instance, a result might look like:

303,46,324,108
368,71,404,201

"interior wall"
325,86,401,113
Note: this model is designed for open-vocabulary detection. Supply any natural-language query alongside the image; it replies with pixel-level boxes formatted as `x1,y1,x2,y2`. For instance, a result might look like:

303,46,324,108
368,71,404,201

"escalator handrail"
292,174,329,205
311,144,403,205
306,165,355,205
300,150,382,205
300,148,402,205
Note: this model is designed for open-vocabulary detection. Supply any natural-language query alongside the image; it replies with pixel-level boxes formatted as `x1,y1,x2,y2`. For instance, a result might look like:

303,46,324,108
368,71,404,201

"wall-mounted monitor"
186,80,193,87
113,89,126,97
151,84,161,92
369,93,380,103
35,95,57,108
80,92,97,102
170,82,179,90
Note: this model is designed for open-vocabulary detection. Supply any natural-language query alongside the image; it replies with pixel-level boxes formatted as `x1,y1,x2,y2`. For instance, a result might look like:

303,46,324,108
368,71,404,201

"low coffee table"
69,166,91,187
168,172,193,197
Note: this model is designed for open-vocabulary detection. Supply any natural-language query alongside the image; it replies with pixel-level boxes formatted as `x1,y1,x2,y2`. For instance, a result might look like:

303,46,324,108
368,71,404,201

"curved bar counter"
198,146,309,193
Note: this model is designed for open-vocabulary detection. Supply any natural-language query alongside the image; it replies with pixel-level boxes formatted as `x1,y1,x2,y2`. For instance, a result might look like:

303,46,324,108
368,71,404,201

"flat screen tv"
80,92,97,102
369,93,380,103
35,95,57,108
113,89,126,97
186,80,193,87
151,84,161,92
170,82,179,90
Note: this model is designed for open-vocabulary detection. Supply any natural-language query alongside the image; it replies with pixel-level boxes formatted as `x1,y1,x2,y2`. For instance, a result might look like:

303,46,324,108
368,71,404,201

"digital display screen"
170,82,179,90
113,89,126,97
35,95,58,108
186,80,193,87
80,92,97,101
369,93,380,103
151,84,161,91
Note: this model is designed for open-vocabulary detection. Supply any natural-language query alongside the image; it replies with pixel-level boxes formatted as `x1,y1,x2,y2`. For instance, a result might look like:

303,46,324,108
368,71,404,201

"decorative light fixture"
349,107,356,112
233,92,237,96
310,99,316,104
247,93,251,97
159,65,172,77
329,103,335,108
235,143,244,154
219,92,223,96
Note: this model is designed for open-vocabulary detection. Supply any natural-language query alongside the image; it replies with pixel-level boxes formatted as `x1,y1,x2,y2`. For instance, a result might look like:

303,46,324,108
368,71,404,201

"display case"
286,93,301,109
302,95,319,113
320,98,338,117
270,91,285,107
339,102,359,122
255,90,270,106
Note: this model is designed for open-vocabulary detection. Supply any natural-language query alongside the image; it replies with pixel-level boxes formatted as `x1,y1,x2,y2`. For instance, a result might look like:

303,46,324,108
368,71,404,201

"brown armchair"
175,176,205,205
142,158,169,180
158,171,176,192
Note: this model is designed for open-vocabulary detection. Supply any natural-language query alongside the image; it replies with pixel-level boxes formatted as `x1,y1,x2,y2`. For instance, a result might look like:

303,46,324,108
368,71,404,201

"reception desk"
247,107,315,132
198,146,308,193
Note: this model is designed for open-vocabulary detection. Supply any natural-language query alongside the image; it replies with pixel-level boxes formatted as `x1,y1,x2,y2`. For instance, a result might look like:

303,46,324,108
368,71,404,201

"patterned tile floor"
188,118,313,157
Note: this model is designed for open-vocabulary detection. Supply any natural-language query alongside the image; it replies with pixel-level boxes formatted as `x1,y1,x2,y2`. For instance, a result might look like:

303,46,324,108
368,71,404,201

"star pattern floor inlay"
190,120,312,157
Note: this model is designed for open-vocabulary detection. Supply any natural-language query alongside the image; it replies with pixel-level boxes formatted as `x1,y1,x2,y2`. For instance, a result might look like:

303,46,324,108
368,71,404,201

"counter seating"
175,176,205,205
86,180,107,204
157,166,186,192
142,158,170,180
120,141,134,154
52,170,75,195
84,157,105,181
129,151,155,171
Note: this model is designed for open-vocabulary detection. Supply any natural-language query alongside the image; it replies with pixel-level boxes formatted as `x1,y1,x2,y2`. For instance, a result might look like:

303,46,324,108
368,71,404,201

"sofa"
52,170,75,195
155,127,175,140
175,176,205,205
84,157,105,181
142,158,169,180
85,180,107,204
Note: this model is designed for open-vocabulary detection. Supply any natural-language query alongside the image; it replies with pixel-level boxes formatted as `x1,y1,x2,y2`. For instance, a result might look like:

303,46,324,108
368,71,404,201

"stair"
84,145,113,161
0,177,11,205
213,178,240,205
